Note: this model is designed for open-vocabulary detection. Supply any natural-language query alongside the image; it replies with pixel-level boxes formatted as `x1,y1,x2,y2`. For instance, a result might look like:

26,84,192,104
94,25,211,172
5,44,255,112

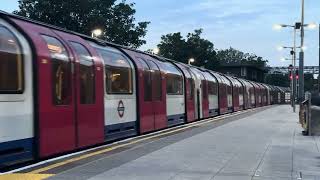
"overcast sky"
1,0,319,67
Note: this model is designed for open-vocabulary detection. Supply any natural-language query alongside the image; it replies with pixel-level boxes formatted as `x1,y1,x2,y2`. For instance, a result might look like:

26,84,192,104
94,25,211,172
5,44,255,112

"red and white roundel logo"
117,100,125,118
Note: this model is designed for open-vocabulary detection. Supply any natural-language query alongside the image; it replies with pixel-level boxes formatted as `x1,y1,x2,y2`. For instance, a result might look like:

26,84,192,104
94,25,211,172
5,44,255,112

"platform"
1,105,320,180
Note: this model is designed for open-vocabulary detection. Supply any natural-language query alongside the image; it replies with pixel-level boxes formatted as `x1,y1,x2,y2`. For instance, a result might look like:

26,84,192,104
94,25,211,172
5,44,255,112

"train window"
239,84,244,95
96,49,133,94
42,35,70,105
0,26,23,94
164,63,183,95
227,86,232,95
147,61,162,101
70,42,95,104
202,81,208,99
166,73,183,95
208,81,217,95
139,59,152,101
188,78,194,100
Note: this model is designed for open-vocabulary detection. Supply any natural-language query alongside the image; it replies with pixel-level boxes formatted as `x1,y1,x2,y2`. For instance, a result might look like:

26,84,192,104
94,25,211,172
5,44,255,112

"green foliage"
265,74,290,87
157,29,219,70
14,0,150,48
216,47,268,68
265,73,315,90
304,73,315,92
157,30,268,71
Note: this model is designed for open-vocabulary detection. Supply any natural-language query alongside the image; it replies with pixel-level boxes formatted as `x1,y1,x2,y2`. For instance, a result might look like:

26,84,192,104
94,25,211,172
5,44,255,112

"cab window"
0,26,23,93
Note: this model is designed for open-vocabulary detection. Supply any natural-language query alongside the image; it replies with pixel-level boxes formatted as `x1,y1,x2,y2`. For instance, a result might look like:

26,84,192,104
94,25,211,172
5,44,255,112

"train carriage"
202,70,219,117
250,82,262,107
262,84,272,105
276,86,286,104
210,72,233,114
237,79,255,109
188,67,205,119
220,74,233,113
0,14,107,163
174,62,196,122
257,83,267,106
0,17,35,166
260,83,270,106
269,85,278,104
120,49,167,133
225,75,244,112
90,43,138,141
162,61,185,126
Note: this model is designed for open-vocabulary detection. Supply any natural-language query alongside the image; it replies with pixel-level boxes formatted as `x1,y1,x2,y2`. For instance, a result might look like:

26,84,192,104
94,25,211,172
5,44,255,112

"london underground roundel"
117,100,125,118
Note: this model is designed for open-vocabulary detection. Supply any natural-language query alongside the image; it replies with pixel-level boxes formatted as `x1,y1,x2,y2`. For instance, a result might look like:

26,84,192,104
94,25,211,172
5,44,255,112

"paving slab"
41,105,320,180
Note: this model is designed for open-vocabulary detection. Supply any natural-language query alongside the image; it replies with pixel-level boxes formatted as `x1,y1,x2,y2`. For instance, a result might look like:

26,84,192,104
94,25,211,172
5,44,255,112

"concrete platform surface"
4,105,320,180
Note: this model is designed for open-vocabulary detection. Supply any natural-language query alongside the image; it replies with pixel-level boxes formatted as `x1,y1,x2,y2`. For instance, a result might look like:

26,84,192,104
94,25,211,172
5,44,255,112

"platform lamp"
188,58,195,65
152,48,160,55
91,29,103,38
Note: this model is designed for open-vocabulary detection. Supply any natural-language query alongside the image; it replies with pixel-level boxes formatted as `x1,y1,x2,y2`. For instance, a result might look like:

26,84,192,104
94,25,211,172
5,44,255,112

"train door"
205,72,219,117
137,58,154,133
147,60,166,129
38,35,77,157
174,63,195,122
69,41,104,148
201,74,209,118
137,58,167,132
187,75,196,121
190,69,202,119
57,32,104,149
186,68,196,122
222,75,233,112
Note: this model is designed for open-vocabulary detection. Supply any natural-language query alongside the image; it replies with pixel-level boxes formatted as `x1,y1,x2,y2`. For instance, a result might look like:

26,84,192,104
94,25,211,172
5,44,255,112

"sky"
1,0,319,67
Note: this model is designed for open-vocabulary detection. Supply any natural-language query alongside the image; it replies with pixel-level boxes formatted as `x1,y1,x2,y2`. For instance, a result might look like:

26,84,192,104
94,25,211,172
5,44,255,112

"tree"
265,74,290,87
14,0,150,48
157,32,187,62
304,73,315,92
157,29,219,70
216,47,267,68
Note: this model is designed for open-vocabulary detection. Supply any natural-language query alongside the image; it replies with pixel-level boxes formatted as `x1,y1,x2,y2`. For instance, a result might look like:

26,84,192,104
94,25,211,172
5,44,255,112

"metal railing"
299,92,320,136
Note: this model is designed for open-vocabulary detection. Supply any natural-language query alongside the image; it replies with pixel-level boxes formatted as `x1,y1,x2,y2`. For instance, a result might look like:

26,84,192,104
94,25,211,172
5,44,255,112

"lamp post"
281,46,296,111
299,0,305,102
91,29,103,38
152,48,160,55
274,20,316,111
188,58,195,65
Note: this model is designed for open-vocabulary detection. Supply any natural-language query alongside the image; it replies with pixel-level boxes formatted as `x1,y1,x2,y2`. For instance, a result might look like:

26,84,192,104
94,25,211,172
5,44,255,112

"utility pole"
299,0,305,101
319,24,320,93
293,26,297,112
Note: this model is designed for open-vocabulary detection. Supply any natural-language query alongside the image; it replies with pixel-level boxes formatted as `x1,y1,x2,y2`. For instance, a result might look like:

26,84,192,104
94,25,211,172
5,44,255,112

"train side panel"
0,18,34,166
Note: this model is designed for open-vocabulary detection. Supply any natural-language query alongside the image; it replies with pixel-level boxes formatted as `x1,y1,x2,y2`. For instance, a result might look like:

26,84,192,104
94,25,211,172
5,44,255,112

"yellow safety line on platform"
28,108,256,174
0,173,53,180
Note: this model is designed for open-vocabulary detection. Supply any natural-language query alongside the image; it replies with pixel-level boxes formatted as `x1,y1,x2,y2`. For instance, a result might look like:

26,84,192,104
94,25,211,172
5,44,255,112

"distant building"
217,62,268,83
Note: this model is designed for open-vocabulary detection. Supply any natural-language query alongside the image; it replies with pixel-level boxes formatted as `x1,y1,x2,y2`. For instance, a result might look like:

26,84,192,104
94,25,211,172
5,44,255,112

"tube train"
0,11,288,167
